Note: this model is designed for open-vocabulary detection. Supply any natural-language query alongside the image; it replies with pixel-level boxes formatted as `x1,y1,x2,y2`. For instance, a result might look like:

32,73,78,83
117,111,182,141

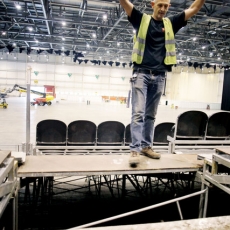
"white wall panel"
0,61,8,70
17,72,26,80
83,66,104,75
110,77,127,84
166,71,223,104
110,68,131,78
45,73,55,81
0,58,225,107
83,76,98,82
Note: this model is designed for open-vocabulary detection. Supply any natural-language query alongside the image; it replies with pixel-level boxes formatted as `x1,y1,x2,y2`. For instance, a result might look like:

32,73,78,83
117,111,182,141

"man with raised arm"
119,0,205,167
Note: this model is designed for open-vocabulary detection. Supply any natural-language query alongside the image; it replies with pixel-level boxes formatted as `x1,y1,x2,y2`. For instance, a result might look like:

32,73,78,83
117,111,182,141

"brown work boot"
129,151,140,167
141,147,161,159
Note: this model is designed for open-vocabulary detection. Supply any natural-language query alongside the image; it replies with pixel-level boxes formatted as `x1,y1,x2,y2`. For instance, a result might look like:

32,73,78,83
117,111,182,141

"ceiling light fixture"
15,4,21,9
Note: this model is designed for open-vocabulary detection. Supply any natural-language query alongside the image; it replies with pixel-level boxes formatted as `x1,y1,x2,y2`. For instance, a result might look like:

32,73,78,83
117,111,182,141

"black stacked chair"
97,121,125,146
124,124,131,146
67,120,96,145
153,122,175,145
170,110,208,140
36,119,67,146
205,111,230,140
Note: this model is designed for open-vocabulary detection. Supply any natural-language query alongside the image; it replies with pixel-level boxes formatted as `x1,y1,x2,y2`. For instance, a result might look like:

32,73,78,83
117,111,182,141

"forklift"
0,98,8,109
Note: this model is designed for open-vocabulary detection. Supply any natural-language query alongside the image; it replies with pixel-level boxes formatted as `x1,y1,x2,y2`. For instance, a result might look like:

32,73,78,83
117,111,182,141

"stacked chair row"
35,110,230,154
166,111,230,153
36,120,131,146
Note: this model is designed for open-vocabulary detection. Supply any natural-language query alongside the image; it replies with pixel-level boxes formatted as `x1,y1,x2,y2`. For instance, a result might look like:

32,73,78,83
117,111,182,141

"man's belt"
133,69,165,76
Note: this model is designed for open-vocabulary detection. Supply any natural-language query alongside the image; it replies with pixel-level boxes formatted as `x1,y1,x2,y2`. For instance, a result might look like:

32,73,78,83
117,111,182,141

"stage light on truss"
27,47,31,55
206,63,211,68
64,50,70,56
6,45,14,53
84,59,88,64
193,62,199,69
115,62,120,67
47,49,53,54
54,50,61,55
90,60,98,65
102,61,107,65
37,49,43,54
78,59,84,64
19,48,25,53
108,61,114,67
122,63,127,68
129,62,133,67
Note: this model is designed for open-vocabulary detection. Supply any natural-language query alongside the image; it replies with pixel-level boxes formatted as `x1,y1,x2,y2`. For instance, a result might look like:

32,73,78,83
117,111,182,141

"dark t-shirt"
128,8,187,72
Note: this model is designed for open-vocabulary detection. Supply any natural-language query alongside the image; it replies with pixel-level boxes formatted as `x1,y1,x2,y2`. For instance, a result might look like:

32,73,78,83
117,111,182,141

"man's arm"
184,0,205,21
119,0,134,17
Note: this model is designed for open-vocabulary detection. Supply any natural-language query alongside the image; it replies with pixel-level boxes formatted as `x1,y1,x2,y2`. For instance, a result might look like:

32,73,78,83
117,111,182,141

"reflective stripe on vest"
132,15,176,65
163,17,176,65
132,13,150,64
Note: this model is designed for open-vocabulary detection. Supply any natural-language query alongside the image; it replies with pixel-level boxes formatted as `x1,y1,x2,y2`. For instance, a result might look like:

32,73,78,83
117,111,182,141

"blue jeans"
130,72,166,152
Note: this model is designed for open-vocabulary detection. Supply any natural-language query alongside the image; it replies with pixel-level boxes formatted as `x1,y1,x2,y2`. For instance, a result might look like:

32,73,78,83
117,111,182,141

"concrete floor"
0,96,222,149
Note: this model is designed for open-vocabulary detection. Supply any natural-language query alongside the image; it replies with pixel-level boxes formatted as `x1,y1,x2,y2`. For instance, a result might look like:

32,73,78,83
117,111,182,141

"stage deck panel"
18,154,203,177
0,150,11,163
216,147,230,155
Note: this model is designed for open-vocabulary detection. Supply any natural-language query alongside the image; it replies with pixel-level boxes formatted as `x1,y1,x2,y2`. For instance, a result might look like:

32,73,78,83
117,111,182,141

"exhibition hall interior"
1,0,230,229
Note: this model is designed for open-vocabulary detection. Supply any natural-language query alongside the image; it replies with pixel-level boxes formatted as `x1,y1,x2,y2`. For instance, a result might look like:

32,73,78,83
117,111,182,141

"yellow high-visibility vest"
132,13,176,65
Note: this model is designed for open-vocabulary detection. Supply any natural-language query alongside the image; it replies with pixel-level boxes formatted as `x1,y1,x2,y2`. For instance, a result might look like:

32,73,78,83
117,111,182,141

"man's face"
151,0,171,20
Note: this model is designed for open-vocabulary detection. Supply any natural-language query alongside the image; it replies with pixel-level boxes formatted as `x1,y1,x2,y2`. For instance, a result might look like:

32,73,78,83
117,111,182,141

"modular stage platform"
17,153,203,177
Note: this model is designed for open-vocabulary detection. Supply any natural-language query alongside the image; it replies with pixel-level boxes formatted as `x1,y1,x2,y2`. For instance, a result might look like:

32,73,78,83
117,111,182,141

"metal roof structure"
0,0,230,67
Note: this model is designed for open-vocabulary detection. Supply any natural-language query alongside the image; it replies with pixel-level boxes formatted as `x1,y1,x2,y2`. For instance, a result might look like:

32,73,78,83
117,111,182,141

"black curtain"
221,69,230,111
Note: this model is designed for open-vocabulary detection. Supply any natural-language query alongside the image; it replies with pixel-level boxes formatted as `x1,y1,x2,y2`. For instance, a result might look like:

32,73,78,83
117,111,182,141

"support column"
26,66,32,155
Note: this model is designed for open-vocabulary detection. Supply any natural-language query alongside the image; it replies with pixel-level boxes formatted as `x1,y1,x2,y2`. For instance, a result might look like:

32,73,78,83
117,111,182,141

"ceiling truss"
0,0,230,66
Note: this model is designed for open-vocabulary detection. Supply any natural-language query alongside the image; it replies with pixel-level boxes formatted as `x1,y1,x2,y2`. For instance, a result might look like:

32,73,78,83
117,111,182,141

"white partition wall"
0,53,225,109
164,71,224,109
